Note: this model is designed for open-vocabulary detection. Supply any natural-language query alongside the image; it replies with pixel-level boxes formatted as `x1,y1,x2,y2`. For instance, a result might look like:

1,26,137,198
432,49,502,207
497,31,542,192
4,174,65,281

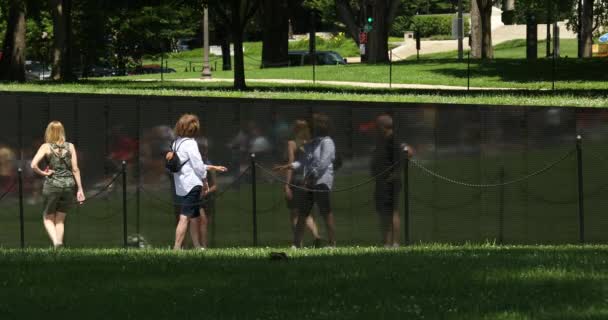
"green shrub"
392,14,470,39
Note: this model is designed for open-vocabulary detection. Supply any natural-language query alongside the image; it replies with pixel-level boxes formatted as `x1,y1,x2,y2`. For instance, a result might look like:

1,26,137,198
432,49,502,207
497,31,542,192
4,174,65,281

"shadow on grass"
0,247,607,319
415,58,608,84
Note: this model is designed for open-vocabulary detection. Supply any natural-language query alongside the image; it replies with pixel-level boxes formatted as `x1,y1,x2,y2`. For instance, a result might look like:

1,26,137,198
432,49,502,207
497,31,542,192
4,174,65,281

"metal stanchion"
18,168,25,249
498,166,505,244
467,51,471,91
576,135,585,243
402,146,410,246
122,161,128,248
389,51,393,89
250,154,258,247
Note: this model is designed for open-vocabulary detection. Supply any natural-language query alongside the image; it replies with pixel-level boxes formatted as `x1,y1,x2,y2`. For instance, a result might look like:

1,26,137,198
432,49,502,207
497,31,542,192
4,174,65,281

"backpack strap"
171,138,191,168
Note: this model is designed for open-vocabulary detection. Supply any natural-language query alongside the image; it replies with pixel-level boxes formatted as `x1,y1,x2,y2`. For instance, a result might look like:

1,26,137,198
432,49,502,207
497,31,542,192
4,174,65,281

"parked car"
287,51,347,66
25,61,51,81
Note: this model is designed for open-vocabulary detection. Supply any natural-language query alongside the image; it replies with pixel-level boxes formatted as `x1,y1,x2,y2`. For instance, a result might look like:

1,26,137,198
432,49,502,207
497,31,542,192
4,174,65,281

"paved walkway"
174,77,520,91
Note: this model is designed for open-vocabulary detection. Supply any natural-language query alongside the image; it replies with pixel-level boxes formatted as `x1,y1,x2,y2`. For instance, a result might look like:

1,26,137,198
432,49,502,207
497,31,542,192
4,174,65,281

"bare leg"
293,212,307,248
189,216,202,248
305,215,321,240
324,212,336,247
54,212,67,246
43,213,58,246
198,209,209,248
290,210,298,234
174,215,189,250
379,213,392,247
392,210,400,246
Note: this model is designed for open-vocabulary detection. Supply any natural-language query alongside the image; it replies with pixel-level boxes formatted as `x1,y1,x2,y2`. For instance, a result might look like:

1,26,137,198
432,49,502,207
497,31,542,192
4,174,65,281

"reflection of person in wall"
276,113,337,248
31,121,86,249
171,114,227,250
197,137,216,248
372,114,410,248
284,120,321,245
0,145,16,194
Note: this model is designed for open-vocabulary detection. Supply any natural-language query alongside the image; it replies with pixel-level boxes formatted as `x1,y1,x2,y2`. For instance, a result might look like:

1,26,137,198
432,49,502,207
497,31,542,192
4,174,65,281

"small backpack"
165,139,190,173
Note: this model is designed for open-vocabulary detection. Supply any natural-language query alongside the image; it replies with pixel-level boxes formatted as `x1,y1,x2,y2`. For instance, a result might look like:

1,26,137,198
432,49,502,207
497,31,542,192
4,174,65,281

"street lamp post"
201,4,212,79
41,32,48,80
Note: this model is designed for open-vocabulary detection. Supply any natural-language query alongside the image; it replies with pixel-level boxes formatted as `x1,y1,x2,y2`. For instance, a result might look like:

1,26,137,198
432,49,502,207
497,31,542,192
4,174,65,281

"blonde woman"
285,120,321,246
31,121,85,248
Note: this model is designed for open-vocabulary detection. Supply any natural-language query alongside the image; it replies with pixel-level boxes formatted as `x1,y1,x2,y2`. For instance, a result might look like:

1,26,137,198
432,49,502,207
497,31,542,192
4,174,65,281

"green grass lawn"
2,39,607,108
128,39,608,91
0,246,607,319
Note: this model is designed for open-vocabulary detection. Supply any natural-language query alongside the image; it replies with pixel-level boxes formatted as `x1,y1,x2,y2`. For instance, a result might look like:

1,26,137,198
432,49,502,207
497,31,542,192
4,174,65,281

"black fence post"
18,167,24,249
467,51,471,91
389,50,393,89
122,160,128,248
250,154,258,247
576,135,585,244
498,166,505,245
161,54,164,82
552,52,556,92
403,146,410,246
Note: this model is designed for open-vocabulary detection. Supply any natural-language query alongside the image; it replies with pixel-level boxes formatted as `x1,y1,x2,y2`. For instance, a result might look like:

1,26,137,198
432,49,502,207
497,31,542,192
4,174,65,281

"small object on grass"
269,252,288,261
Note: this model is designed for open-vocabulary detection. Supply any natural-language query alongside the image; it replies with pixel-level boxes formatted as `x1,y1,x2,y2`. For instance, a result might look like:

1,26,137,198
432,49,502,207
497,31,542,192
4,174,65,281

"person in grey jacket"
276,113,336,248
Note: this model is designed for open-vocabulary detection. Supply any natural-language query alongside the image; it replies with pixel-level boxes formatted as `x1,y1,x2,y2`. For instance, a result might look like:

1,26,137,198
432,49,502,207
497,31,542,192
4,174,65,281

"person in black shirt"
371,114,408,248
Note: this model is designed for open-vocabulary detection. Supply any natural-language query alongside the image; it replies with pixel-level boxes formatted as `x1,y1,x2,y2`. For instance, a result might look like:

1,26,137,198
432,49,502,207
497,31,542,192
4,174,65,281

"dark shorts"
375,180,401,216
176,186,202,218
285,185,298,210
295,184,332,217
42,184,75,215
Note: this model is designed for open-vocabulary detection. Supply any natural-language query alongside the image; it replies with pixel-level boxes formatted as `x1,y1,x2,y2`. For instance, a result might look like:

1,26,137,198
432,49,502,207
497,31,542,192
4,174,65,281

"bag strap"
172,138,191,152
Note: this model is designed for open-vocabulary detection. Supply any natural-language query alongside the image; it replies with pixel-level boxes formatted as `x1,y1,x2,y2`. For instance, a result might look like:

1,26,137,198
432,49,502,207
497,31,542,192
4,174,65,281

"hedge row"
391,14,471,38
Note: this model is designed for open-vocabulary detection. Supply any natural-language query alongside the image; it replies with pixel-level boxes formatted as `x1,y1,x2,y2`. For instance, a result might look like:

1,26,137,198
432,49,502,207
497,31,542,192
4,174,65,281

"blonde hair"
174,114,200,138
44,121,66,144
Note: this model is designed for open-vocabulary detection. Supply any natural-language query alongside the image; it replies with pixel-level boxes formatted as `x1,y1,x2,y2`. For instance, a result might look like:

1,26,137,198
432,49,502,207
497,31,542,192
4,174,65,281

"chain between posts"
139,166,251,207
254,160,403,193
409,149,576,188
0,178,17,202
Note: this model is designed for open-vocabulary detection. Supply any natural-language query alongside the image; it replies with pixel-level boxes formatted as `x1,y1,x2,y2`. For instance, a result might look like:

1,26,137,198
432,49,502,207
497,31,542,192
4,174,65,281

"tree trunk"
231,1,246,90
367,0,389,63
221,37,232,71
0,0,27,82
470,0,482,58
336,0,399,64
471,0,494,59
51,0,74,81
335,0,360,46
261,0,289,68
526,15,537,60
581,0,594,58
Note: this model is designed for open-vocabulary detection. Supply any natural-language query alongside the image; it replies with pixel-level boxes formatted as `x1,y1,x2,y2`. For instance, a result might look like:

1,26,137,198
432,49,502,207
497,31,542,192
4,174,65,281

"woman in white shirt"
170,114,226,250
